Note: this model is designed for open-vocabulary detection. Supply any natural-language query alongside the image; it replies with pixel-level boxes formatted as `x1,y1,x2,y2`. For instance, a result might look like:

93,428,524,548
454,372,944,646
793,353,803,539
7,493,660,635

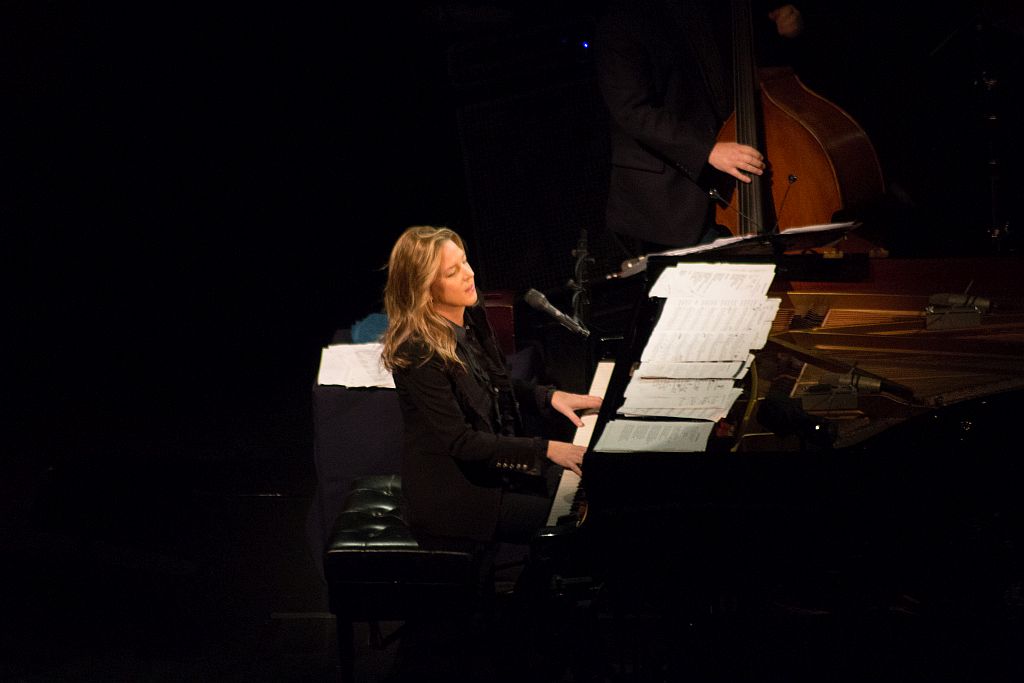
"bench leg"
334,617,354,682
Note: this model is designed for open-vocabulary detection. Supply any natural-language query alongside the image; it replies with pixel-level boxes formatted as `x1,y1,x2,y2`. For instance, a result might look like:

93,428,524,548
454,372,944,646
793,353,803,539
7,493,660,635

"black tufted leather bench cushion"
324,474,486,622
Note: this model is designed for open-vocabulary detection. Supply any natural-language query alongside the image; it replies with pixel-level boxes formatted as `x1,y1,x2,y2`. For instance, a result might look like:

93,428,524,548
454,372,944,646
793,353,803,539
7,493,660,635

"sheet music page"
658,233,760,257
594,419,714,452
637,354,755,379
641,330,762,362
624,377,735,403
649,262,776,299
651,224,854,261
619,393,741,421
761,298,782,322
652,297,779,334
618,401,741,421
775,221,857,234
316,343,395,388
622,380,742,418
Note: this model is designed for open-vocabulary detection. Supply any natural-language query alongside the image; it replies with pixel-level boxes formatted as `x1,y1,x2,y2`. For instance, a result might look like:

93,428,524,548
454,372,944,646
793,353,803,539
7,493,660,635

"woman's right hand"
546,440,585,477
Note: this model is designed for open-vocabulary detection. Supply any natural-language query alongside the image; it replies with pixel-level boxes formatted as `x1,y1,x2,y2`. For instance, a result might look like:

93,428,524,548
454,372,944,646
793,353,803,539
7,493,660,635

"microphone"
820,369,915,402
928,293,991,311
523,288,590,337
708,188,764,233
709,173,800,233
819,371,882,394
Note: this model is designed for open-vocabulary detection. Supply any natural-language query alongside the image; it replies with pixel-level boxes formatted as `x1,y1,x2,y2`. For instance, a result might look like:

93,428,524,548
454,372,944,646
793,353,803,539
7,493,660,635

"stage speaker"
450,17,622,295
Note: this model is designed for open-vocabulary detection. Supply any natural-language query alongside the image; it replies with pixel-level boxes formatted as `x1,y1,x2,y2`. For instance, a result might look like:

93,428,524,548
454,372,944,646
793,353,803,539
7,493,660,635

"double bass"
715,0,885,238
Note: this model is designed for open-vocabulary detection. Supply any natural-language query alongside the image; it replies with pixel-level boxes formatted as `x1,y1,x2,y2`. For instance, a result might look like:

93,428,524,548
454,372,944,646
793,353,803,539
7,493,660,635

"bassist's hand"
709,141,765,183
768,5,803,39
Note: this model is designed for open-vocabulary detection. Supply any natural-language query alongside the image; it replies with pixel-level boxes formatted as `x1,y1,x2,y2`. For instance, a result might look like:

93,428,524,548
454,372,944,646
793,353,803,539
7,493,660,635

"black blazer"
597,0,801,247
597,0,730,247
392,305,551,542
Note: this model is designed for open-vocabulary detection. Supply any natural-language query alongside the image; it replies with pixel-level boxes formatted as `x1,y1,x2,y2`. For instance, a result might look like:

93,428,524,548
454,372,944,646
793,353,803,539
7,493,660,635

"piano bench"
324,474,491,681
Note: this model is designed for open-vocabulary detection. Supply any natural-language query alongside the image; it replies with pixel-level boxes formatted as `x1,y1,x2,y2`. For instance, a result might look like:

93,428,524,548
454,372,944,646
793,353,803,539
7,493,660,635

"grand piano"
532,242,1024,680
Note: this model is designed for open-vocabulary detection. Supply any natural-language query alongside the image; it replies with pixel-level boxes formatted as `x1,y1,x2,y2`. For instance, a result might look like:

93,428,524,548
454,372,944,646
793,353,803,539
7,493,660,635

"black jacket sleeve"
395,355,549,476
596,3,718,181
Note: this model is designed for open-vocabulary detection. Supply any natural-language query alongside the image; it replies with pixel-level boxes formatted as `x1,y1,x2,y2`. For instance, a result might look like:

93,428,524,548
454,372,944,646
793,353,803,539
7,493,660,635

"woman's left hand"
550,391,603,428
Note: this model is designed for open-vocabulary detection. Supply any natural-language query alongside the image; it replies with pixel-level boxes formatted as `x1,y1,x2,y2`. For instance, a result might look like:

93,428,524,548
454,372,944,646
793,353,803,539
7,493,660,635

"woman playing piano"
381,225,601,545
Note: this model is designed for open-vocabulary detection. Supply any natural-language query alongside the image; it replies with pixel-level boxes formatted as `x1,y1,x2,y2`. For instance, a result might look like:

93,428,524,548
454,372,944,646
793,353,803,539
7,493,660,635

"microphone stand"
929,10,1014,252
569,229,592,325
568,228,596,383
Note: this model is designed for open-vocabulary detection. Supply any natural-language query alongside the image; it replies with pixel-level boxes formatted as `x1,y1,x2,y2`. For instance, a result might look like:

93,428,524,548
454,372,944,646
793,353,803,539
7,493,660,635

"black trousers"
495,465,562,544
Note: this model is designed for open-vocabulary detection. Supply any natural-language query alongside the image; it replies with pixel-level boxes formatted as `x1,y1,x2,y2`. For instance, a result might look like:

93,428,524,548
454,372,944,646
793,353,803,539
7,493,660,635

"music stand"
646,222,861,283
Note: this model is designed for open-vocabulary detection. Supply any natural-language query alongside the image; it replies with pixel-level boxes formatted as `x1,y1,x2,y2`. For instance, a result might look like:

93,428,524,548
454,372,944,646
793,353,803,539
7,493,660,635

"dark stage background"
3,0,1023,678
8,1,1023,452
8,0,1024,455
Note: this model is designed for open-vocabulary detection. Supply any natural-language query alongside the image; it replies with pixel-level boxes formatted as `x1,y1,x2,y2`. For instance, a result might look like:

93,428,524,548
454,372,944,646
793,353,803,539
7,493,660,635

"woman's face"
430,239,477,324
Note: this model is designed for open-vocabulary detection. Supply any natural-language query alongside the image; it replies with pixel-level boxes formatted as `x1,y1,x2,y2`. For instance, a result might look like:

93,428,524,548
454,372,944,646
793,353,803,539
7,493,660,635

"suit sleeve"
595,11,717,181
396,359,548,475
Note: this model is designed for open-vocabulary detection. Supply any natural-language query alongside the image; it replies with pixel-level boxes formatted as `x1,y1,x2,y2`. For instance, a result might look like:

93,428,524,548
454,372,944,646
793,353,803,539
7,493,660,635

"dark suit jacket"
393,305,551,542
597,0,730,247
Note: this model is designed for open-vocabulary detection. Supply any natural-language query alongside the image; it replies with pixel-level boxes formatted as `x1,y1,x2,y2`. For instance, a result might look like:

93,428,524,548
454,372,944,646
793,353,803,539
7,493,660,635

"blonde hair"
380,225,467,370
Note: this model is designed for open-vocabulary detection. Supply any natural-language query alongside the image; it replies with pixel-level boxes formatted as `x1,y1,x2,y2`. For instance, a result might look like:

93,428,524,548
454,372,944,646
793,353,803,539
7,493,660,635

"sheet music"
624,377,735,402
771,220,857,235
621,380,742,420
657,233,760,257
605,261,778,439
649,262,776,299
636,354,755,380
316,343,395,388
651,221,856,258
595,262,778,452
652,297,780,334
594,419,714,453
619,403,739,421
641,330,761,362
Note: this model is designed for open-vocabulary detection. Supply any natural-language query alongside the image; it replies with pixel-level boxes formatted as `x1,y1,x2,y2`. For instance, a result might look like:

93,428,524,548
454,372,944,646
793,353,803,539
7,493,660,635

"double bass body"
715,67,886,233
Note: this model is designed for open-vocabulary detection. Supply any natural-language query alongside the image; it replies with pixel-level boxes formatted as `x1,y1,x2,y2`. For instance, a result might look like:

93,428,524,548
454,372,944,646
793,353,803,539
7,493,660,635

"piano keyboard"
545,359,616,526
